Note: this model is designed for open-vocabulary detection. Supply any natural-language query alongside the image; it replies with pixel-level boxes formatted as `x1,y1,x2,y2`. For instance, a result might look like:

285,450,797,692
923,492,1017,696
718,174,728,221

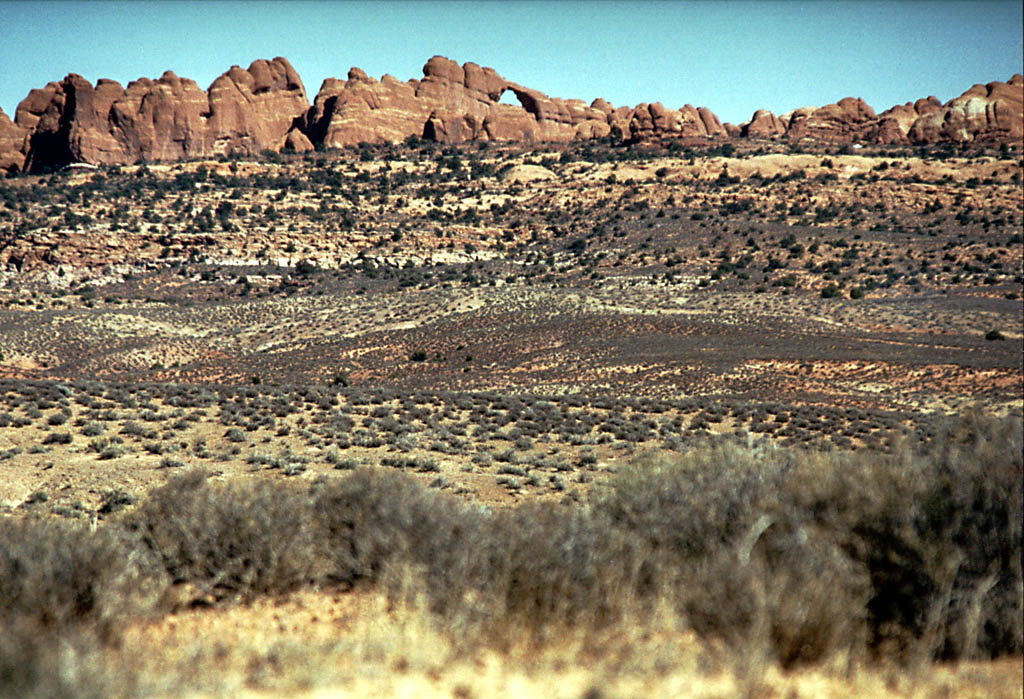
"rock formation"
873,97,943,144
1,57,1021,174
741,110,787,138
731,75,1022,146
14,57,309,172
784,97,877,143
0,107,28,172
907,75,1023,144
304,56,613,147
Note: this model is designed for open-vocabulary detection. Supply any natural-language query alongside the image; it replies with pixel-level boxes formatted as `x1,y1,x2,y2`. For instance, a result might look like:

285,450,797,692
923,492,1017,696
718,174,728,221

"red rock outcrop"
784,97,877,143
14,57,308,172
0,107,28,172
204,57,309,154
741,109,787,138
907,75,1023,144
302,55,617,146
304,69,436,148
623,102,725,140
735,76,1021,146
873,96,942,144
3,57,1019,174
698,107,728,137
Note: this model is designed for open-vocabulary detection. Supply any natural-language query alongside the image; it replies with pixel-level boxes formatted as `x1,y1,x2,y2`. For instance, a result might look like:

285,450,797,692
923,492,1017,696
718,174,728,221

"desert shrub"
496,475,521,490
98,445,124,460
333,457,361,471
42,432,72,445
0,517,166,635
1,410,1016,685
46,412,69,426
81,421,105,437
595,412,1023,663
121,421,155,438
98,490,136,516
497,464,527,477
0,617,131,699
381,454,439,472
123,470,325,601
595,444,784,559
312,468,484,591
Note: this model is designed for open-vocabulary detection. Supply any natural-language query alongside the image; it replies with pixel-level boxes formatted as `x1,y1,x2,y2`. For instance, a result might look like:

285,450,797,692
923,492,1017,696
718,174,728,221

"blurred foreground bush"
2,410,1020,695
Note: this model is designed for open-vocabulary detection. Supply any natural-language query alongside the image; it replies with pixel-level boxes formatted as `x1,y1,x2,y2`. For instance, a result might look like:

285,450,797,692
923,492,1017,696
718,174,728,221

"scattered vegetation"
1,412,1019,694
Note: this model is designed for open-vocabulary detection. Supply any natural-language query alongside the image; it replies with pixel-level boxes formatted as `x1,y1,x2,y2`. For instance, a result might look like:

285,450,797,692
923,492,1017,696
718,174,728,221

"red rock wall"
2,58,1021,174
13,58,309,173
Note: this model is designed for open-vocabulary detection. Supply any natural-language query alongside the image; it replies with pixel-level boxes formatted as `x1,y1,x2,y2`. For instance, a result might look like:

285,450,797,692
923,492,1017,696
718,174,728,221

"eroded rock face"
734,76,1021,146
303,70,429,148
3,58,1020,174
205,57,309,155
304,56,602,146
908,75,1023,144
294,55,718,147
784,97,877,143
874,97,942,144
0,107,28,172
742,109,787,138
14,57,309,172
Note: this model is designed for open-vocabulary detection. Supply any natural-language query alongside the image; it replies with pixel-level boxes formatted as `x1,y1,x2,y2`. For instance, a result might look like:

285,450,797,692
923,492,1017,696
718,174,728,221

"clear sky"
1,0,1021,125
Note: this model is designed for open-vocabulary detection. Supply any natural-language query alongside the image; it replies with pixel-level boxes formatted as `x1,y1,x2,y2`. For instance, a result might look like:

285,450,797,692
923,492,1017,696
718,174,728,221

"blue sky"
1,1,1021,125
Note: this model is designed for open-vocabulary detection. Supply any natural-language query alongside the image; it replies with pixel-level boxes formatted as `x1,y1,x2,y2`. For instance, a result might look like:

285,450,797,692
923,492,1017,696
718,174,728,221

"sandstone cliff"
0,107,28,172
12,57,309,173
1,57,1021,174
736,75,1022,146
907,75,1023,144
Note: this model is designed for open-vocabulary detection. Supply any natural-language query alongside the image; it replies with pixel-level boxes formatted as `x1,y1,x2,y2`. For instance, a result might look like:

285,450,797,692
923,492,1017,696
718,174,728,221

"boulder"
284,128,314,153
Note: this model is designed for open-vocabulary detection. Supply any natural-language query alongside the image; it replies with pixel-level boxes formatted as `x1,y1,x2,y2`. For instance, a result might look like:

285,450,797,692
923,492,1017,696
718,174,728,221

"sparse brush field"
0,140,1022,696
2,412,1021,697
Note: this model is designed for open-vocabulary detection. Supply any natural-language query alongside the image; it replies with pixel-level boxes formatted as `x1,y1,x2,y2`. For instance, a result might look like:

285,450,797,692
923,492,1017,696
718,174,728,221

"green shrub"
820,284,841,298
42,432,72,445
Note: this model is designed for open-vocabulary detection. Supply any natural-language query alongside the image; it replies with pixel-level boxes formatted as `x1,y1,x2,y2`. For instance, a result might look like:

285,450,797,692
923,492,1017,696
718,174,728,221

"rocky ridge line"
1,56,1021,173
